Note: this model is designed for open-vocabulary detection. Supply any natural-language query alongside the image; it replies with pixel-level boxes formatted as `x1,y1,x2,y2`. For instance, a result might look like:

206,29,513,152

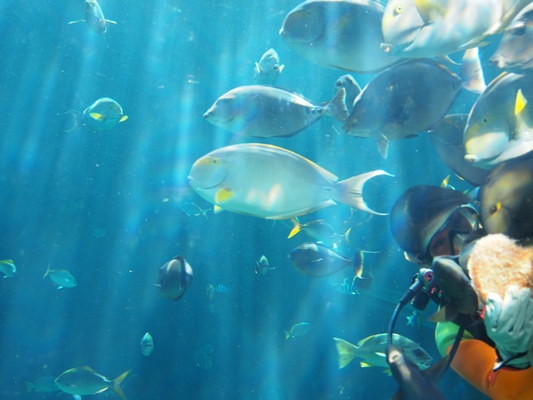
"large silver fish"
464,72,533,168
280,0,400,73
188,143,392,219
381,0,529,58
65,97,128,132
429,114,490,186
253,49,285,85
479,153,533,237
55,367,130,400
68,0,117,34
289,243,362,277
491,3,533,74
203,85,347,138
333,333,433,370
343,59,466,158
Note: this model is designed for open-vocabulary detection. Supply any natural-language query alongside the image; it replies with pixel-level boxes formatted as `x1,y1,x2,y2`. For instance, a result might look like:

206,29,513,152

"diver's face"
427,226,457,258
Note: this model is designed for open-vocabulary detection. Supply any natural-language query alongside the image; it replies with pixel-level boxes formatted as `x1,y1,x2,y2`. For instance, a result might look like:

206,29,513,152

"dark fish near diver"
68,0,117,34
155,255,193,300
203,85,348,138
387,344,448,400
343,54,484,158
479,153,533,237
280,0,400,73
289,243,362,277
429,114,490,186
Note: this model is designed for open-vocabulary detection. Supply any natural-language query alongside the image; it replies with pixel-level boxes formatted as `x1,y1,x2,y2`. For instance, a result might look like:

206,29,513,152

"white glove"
484,286,533,369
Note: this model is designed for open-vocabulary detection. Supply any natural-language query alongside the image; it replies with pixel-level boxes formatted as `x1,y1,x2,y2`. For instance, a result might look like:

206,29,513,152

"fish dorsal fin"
415,0,446,23
215,187,233,203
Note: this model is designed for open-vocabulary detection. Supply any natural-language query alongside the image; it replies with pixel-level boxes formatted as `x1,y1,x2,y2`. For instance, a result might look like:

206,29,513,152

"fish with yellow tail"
188,144,392,219
55,366,130,400
288,218,351,248
68,0,117,34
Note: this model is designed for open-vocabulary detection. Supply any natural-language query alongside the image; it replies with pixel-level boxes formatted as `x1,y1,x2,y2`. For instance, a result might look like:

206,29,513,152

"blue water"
0,1,496,399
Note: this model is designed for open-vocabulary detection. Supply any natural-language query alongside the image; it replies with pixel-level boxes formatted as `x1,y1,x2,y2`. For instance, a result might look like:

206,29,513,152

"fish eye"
482,117,489,124
513,25,527,36
335,81,343,88
394,4,403,15
489,205,498,215
272,65,279,72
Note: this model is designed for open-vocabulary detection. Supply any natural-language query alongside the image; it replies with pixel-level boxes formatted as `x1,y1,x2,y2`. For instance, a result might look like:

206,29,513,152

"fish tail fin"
460,48,486,94
343,227,352,246
112,369,131,400
336,170,394,215
332,337,358,369
43,263,51,279
64,110,82,132
326,88,349,122
515,89,532,134
287,218,301,238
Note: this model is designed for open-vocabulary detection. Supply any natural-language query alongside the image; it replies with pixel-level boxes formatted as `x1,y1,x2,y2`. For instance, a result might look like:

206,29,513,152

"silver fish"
203,85,347,138
333,333,432,370
255,255,273,275
68,0,117,34
289,243,362,277
288,218,349,248
464,72,533,168
0,259,16,278
140,332,154,356
284,322,312,340
65,97,128,132
253,49,285,85
155,255,193,301
280,0,400,72
55,366,130,399
43,265,77,289
334,74,361,110
429,114,490,186
491,3,533,73
188,143,392,219
381,0,529,58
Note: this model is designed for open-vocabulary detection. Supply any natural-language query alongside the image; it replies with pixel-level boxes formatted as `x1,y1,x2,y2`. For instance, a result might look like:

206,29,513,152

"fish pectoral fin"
254,62,261,74
311,258,324,264
213,205,224,214
68,20,84,25
119,115,128,123
287,219,301,238
89,112,104,120
376,136,389,159
359,362,372,368
105,20,118,25
215,187,233,203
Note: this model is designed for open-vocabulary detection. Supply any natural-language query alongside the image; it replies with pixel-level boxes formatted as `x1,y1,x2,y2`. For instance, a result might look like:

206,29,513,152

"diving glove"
484,286,533,369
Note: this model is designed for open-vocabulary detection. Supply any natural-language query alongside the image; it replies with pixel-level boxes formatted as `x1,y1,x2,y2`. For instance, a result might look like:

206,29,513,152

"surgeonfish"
203,85,348,138
288,218,350,248
429,114,490,186
284,322,312,339
55,366,130,400
280,0,400,73
68,0,117,34
43,264,77,289
65,97,128,132
289,242,363,277
343,59,462,158
479,153,533,237
381,0,530,58
188,143,392,219
140,332,154,356
255,255,274,275
387,344,448,400
0,259,16,278
253,49,284,85
155,255,193,301
491,3,533,74
334,74,361,110
464,72,533,168
333,333,432,371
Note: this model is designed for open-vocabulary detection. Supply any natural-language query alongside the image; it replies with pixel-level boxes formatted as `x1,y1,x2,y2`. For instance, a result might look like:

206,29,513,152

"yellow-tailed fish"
55,367,130,400
65,97,128,132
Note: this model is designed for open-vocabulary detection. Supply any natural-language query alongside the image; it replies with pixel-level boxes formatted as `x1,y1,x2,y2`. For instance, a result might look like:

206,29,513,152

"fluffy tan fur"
467,234,533,303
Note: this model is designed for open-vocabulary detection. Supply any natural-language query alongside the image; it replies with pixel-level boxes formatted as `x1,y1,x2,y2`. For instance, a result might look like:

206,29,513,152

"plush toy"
467,234,533,303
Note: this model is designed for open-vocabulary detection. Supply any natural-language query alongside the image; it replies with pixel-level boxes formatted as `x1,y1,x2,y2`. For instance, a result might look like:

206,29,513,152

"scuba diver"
389,183,533,399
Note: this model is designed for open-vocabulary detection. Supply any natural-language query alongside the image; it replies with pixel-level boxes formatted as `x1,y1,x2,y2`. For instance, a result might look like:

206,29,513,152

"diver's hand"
484,286,533,368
